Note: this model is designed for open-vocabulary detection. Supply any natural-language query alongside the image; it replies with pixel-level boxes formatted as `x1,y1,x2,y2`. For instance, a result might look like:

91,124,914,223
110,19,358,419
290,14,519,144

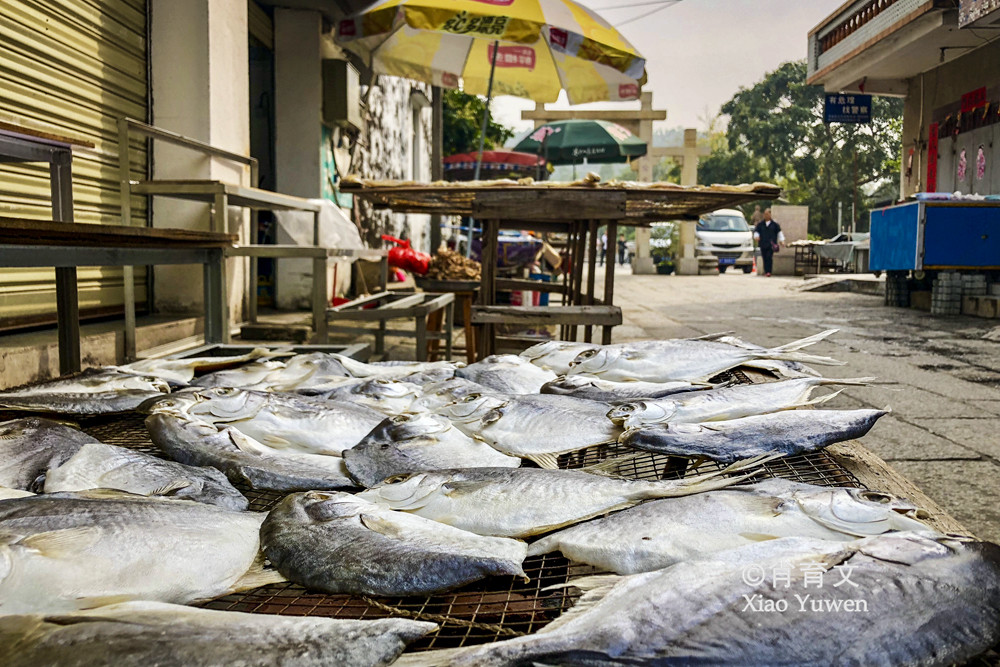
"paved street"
606,267,1000,543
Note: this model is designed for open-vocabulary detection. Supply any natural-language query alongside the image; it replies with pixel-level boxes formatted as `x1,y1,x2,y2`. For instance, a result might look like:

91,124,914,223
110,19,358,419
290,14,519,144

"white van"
695,208,755,273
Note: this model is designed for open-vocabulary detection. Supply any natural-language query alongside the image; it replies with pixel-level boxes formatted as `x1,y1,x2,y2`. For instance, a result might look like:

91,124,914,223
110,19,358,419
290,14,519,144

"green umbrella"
513,119,648,165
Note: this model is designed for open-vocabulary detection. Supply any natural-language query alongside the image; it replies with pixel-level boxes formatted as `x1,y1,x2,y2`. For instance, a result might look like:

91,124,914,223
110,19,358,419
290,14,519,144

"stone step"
962,296,1000,319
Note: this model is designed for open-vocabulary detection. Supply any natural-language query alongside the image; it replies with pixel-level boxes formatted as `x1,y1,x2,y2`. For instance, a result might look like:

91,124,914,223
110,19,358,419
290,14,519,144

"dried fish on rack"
424,248,481,281
620,408,888,464
356,462,763,539
456,355,556,394
0,369,170,415
261,492,527,596
0,601,436,667
344,413,520,488
607,377,875,428
0,490,278,614
527,478,934,574
400,532,1000,666
567,329,844,383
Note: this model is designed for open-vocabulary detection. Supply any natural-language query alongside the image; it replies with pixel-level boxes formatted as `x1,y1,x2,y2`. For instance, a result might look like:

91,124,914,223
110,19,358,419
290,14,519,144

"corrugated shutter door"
0,0,149,328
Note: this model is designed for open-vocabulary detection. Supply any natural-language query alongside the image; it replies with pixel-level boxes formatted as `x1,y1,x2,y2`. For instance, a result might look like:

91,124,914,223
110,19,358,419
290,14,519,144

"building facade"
0,0,433,332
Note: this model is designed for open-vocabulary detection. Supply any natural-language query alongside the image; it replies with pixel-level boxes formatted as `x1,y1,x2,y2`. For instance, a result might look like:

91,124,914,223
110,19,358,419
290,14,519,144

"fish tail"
800,388,844,407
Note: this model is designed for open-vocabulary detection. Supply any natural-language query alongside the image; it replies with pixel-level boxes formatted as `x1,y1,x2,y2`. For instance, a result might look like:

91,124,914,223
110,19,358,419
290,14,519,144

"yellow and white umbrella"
337,0,646,104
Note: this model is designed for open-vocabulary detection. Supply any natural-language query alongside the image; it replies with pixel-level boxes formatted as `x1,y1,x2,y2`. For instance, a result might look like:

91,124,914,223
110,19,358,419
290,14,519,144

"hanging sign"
823,94,872,123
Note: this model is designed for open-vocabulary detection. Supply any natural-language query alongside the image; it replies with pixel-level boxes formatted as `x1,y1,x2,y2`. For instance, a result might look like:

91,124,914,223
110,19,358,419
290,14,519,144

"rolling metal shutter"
0,0,149,328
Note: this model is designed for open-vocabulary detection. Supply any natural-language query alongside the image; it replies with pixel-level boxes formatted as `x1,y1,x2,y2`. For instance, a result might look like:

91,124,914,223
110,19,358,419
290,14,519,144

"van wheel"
718,265,728,273
742,266,753,274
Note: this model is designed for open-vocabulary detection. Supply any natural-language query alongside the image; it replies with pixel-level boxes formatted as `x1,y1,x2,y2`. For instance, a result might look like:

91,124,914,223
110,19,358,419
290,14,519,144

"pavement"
605,266,1000,543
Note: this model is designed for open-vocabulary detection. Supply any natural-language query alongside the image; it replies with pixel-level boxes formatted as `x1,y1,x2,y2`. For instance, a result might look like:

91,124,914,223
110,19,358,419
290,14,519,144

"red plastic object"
381,235,431,275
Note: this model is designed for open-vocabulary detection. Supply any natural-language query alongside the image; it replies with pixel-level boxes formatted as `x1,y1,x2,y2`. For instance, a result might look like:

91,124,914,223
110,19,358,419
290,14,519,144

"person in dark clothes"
753,208,784,277
617,234,627,265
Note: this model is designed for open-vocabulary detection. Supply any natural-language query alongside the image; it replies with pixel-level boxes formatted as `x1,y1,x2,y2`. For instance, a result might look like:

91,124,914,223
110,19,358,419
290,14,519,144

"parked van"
695,208,755,273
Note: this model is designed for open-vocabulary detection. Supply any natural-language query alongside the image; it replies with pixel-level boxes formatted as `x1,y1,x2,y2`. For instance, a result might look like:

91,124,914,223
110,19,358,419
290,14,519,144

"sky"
493,0,846,137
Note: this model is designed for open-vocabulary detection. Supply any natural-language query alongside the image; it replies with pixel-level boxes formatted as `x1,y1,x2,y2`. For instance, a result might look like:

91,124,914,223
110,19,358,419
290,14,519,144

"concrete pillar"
274,9,323,198
150,0,249,319
632,92,657,275
675,128,701,275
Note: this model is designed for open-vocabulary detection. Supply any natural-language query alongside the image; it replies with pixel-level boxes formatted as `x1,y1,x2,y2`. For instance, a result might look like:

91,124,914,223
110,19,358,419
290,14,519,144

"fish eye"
383,474,409,484
464,393,481,402
579,350,597,360
860,491,892,504
380,444,391,450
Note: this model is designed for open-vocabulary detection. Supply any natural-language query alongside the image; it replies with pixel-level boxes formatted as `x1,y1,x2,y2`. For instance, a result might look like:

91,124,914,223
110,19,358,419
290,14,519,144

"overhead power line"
615,1,681,27
595,0,681,10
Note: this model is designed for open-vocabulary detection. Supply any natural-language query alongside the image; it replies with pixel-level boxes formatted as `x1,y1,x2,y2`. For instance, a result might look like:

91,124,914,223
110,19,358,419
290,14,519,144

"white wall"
901,39,1000,197
150,0,249,318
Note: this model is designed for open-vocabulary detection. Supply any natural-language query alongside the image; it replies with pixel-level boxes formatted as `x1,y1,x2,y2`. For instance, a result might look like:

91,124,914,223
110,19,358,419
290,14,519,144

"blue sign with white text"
824,94,872,123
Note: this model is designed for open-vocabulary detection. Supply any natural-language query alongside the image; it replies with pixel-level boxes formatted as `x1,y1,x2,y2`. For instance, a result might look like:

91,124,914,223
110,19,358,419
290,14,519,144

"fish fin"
391,648,468,667
580,453,642,477
538,574,622,634
739,532,780,542
525,453,560,469
817,376,877,386
800,388,843,407
19,527,102,558
150,479,193,496
75,594,140,610
360,513,405,539
231,555,286,592
258,435,294,449
771,329,839,352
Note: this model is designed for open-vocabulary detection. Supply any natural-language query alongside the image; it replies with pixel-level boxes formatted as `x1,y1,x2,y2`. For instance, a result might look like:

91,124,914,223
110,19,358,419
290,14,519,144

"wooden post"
478,218,499,358
569,222,587,341
602,221,618,344
584,220,598,343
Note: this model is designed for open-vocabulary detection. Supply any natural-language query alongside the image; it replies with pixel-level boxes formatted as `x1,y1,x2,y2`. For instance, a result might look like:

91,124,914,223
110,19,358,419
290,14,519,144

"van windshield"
698,215,749,232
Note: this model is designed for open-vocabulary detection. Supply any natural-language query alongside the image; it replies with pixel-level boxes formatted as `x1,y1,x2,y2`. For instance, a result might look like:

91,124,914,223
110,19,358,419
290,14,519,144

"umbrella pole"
470,40,499,257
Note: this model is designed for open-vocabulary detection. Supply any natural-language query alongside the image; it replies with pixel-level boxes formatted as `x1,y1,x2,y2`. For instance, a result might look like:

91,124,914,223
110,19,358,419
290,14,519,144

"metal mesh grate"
2,369,983,662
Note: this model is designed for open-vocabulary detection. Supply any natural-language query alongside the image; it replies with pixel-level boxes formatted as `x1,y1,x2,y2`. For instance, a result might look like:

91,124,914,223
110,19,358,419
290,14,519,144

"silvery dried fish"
357,463,760,538
607,377,874,428
115,347,278,385
0,490,279,614
528,478,933,573
541,375,711,402
620,408,888,463
456,354,557,394
321,378,424,416
43,442,248,510
436,393,621,467
146,412,356,492
402,533,1000,667
344,413,520,488
0,370,170,415
519,341,595,375
261,492,527,596
0,601,436,667
567,330,843,383
0,418,97,491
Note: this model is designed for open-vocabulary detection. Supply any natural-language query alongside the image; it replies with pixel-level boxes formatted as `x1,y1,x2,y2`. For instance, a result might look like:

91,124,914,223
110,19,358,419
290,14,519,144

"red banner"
926,122,939,192
961,87,987,113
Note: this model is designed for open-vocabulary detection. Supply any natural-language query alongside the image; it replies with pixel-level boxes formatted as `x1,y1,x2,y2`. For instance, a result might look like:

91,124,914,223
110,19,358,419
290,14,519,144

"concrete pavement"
606,268,1000,543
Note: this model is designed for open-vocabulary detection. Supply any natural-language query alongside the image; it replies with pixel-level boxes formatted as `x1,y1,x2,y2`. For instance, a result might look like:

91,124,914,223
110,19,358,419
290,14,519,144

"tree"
700,61,903,237
442,90,514,156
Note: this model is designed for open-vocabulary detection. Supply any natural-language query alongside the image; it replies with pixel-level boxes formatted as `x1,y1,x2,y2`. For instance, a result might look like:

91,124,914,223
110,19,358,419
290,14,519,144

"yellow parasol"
336,0,647,105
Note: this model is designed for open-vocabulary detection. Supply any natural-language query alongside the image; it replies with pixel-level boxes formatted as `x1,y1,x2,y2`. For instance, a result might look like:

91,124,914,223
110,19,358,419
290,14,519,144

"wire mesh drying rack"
0,367,882,654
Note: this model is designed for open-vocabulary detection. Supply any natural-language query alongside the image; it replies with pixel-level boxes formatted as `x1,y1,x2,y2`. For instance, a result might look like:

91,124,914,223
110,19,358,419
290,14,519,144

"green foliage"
699,61,904,238
442,90,514,156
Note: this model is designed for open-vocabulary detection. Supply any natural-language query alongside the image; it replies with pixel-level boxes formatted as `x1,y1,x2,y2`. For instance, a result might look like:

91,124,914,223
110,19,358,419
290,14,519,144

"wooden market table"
342,178,781,358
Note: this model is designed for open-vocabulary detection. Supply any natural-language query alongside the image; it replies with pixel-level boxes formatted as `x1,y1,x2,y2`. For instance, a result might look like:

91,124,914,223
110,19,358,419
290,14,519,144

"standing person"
750,205,763,227
600,231,607,266
753,208,784,277
617,234,627,265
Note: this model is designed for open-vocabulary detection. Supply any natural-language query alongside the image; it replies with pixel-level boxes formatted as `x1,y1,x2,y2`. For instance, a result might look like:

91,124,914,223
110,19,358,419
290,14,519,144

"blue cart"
870,201,1000,271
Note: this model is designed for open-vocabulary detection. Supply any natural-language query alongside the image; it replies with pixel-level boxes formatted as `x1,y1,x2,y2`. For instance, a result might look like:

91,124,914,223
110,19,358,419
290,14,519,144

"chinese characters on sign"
442,11,509,37
487,44,536,70
823,94,872,124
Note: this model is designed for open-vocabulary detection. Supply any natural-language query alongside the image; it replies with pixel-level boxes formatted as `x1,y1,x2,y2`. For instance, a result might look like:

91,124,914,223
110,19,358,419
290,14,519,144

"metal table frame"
326,291,455,361
226,245,389,343
0,245,228,364
0,127,87,373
